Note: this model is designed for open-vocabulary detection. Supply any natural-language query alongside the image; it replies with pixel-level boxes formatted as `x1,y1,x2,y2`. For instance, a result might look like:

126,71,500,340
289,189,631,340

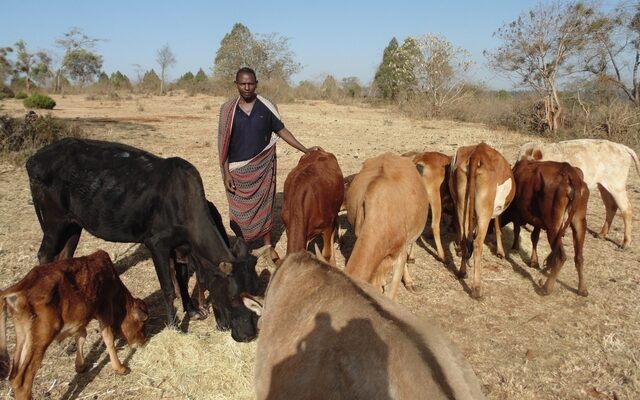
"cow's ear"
232,238,250,258
241,293,263,316
415,163,425,176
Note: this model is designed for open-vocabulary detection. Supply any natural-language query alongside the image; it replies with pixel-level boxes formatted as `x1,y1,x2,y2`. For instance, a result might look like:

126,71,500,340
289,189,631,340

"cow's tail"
550,165,579,261
0,293,9,380
620,143,640,177
464,155,480,259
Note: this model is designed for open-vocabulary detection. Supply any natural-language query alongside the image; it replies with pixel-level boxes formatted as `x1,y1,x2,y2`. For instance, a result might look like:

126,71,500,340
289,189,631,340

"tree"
156,44,176,95
194,68,208,83
486,1,597,131
110,71,132,90
341,76,362,97
56,28,104,88
373,37,421,100
0,46,13,86
413,34,474,113
320,75,341,99
141,69,161,92
14,40,51,92
213,23,301,88
583,3,640,106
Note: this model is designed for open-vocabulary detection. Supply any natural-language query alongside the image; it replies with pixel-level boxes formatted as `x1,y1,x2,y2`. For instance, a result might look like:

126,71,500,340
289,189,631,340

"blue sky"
0,0,618,89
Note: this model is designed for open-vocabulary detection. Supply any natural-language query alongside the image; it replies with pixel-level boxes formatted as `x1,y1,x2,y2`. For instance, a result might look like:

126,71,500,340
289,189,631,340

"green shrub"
0,87,15,100
23,93,56,109
15,91,28,99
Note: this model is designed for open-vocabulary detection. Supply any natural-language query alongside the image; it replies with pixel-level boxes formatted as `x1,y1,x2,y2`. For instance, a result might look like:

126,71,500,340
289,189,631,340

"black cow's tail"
0,294,10,380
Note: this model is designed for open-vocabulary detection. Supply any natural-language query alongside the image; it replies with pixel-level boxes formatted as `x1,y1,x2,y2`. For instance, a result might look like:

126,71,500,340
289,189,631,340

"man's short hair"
235,67,257,82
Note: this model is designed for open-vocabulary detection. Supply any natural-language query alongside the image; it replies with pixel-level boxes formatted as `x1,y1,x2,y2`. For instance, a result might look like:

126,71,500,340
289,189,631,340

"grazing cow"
404,151,453,262
517,139,640,248
345,153,429,300
449,143,515,299
502,160,590,296
281,149,344,265
242,252,485,400
26,138,259,342
0,251,148,400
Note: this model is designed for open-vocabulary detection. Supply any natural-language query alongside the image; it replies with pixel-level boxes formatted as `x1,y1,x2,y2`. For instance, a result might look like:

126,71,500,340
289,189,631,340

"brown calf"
345,153,429,300
282,149,344,265
503,160,590,296
449,143,515,299
0,250,148,400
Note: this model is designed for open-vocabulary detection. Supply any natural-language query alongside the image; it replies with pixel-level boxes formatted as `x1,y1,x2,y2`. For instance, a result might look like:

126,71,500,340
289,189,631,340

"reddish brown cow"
0,250,148,400
503,160,590,296
282,150,344,265
449,143,515,299
405,151,453,262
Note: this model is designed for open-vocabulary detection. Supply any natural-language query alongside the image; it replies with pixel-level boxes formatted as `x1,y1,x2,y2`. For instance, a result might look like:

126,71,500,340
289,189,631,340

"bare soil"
0,94,638,399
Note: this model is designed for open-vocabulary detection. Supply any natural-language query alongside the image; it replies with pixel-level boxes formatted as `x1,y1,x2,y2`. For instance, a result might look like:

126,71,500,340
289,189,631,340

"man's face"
235,72,257,101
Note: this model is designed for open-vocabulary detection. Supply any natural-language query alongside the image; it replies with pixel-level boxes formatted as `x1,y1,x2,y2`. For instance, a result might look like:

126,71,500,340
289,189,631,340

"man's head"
235,67,258,102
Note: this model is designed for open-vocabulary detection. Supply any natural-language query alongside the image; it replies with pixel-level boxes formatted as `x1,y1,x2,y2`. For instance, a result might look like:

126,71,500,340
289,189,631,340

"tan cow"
404,151,453,262
242,252,485,400
449,143,515,299
517,139,640,248
345,153,429,300
0,250,148,400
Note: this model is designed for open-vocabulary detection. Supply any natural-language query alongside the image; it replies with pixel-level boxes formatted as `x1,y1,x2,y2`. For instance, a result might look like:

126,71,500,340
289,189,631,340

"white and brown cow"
449,143,515,299
242,252,485,400
345,153,429,300
517,139,640,248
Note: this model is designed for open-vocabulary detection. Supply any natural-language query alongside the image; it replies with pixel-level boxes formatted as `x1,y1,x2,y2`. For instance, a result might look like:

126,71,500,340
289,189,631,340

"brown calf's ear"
314,243,329,264
219,262,234,276
133,302,149,322
241,293,264,316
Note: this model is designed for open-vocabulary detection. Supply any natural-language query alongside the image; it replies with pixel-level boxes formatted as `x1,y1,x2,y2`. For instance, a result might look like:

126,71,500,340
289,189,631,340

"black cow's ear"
219,262,234,276
233,238,250,258
241,293,263,316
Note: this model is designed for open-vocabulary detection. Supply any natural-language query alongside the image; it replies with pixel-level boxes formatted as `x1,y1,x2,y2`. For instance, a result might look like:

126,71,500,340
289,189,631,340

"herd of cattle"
0,136,638,399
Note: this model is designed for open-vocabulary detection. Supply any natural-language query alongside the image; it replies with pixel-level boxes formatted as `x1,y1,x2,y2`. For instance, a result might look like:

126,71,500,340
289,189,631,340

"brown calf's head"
120,297,148,347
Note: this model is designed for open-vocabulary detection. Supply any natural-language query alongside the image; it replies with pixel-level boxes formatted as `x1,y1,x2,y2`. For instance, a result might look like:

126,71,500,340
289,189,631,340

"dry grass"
0,94,638,399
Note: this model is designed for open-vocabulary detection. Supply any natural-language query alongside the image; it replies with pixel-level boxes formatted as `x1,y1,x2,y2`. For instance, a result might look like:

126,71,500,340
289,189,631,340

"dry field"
0,93,638,400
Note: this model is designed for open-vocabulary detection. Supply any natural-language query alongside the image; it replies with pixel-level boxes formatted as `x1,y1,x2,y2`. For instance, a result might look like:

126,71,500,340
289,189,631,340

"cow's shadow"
272,192,285,245
113,244,151,275
262,313,393,399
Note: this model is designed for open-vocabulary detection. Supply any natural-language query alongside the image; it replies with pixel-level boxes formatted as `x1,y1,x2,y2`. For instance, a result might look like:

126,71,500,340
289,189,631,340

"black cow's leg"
37,223,82,264
174,260,207,320
146,238,179,326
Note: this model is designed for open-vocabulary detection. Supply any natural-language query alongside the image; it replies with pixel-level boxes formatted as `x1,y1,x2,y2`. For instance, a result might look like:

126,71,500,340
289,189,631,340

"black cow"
26,138,259,342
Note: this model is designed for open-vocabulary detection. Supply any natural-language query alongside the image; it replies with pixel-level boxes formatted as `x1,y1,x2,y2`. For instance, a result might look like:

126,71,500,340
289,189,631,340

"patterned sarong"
218,95,280,241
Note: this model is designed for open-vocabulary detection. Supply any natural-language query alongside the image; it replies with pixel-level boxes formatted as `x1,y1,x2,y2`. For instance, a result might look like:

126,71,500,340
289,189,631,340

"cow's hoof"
617,243,628,251
65,342,77,355
496,252,504,259
470,287,483,299
578,288,589,297
530,261,540,269
538,279,552,296
75,364,88,374
188,308,208,320
404,283,418,293
456,270,467,279
115,366,130,375
406,258,415,264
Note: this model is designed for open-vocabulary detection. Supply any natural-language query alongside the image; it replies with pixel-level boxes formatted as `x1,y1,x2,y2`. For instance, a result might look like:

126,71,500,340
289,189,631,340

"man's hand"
306,146,324,152
224,171,236,193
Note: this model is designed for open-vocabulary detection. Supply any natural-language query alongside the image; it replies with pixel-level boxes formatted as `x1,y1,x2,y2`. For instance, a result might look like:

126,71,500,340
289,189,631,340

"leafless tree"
156,44,176,95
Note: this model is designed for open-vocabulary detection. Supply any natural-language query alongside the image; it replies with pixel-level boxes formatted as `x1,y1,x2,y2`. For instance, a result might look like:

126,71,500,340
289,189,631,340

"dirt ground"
0,93,638,400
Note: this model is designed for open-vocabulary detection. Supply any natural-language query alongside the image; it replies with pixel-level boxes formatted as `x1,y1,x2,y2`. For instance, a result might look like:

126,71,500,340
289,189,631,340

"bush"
15,91,28,99
0,111,85,163
23,93,56,109
0,87,15,100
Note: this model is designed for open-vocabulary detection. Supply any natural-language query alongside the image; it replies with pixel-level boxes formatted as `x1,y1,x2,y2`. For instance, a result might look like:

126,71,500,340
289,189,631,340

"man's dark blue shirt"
228,99,285,162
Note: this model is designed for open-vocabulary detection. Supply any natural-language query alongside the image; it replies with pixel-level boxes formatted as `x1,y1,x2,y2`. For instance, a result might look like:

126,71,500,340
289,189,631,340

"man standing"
218,67,318,261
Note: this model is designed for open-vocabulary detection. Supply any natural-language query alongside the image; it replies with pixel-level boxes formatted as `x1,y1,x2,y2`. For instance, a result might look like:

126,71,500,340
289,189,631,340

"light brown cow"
502,160,590,296
0,250,148,400
517,139,640,248
405,151,453,262
282,149,344,265
449,143,515,299
242,252,485,400
345,153,429,300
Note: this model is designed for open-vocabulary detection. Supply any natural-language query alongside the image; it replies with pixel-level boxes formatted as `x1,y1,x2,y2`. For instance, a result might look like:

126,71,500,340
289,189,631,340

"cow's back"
255,252,484,400
517,139,635,190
